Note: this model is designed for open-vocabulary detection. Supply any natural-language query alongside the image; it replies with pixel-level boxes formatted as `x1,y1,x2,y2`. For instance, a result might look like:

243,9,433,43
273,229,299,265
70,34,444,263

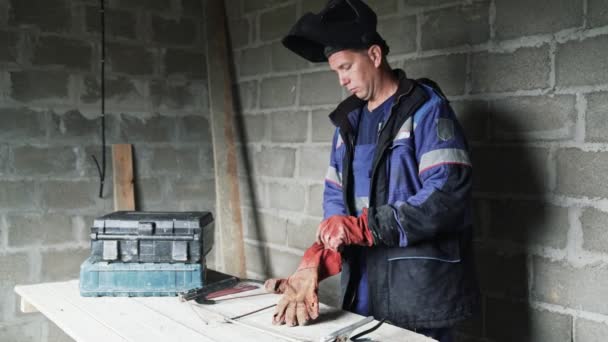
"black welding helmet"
282,0,389,62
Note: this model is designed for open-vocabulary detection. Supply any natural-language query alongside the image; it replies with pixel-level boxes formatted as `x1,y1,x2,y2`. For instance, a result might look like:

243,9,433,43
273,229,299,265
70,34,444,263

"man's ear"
367,44,383,68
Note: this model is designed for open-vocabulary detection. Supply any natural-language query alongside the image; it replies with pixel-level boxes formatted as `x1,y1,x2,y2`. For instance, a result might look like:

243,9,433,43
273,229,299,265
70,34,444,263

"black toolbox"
89,211,214,263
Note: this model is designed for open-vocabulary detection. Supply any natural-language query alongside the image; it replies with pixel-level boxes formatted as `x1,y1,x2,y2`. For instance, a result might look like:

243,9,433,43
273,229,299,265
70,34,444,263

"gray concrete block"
147,146,201,175
489,95,576,141
311,110,334,143
50,110,99,141
244,210,288,245
585,91,608,142
268,182,306,211
243,114,267,142
267,247,300,278
286,217,318,250
199,145,215,176
300,146,331,180
270,111,307,143
488,200,569,248
421,3,489,50
176,115,211,143
495,0,582,40
152,15,197,46
169,177,215,201
300,71,342,106
40,180,99,210
377,15,417,55
164,48,206,78
245,243,267,275
81,75,146,109
0,181,38,210
12,145,77,176
0,30,18,63
300,0,327,13
556,149,608,198
581,208,608,254
472,146,550,195
404,53,467,96
7,213,74,247
472,45,550,93
41,248,90,282
134,177,164,210
486,297,572,342
239,177,266,208
576,318,608,342
238,46,272,77
260,75,297,108
368,0,399,16
402,0,462,11
32,36,92,70
225,0,242,20
0,107,47,142
244,0,288,13
260,5,296,42
556,35,608,87
532,256,608,315
451,100,489,142
85,6,136,39
307,184,324,217
108,43,155,76
9,0,70,32
11,70,69,102
229,19,250,49
118,114,175,143
253,146,296,177
475,246,528,298
271,41,309,72
0,252,30,284
150,80,200,111
0,144,8,175
0,319,42,342
589,0,608,28
182,0,203,15
109,0,171,11
237,81,258,111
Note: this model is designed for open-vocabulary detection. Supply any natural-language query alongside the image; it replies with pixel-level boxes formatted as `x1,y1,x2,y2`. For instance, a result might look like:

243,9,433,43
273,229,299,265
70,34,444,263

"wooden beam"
112,144,135,211
205,0,246,277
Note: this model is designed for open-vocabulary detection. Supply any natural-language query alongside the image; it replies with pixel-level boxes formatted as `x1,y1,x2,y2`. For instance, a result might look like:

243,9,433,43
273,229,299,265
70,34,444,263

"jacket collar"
328,69,414,135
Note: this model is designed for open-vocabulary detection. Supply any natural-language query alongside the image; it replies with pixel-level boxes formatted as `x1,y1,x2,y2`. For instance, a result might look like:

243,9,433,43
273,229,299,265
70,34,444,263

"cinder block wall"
229,0,608,340
0,0,213,340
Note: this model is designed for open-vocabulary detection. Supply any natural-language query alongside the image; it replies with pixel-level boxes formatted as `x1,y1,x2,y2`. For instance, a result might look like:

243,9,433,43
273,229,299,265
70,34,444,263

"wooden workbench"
14,280,434,342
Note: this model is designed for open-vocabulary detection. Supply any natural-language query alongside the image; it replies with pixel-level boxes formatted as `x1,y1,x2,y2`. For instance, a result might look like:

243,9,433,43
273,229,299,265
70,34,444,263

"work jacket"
323,69,479,329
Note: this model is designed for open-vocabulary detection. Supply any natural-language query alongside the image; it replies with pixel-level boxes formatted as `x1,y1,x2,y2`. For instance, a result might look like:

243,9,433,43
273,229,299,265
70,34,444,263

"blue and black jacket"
323,69,479,329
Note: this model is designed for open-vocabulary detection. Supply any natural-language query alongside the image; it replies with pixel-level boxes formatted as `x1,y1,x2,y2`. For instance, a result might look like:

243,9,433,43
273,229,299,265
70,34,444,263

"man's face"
328,49,376,101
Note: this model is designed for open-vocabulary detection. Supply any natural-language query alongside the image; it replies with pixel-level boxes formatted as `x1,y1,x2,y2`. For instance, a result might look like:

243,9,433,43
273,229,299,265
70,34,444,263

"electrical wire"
91,0,106,198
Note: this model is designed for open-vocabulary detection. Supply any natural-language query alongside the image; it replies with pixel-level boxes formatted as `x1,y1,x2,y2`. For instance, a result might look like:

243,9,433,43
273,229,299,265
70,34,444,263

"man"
265,1,479,340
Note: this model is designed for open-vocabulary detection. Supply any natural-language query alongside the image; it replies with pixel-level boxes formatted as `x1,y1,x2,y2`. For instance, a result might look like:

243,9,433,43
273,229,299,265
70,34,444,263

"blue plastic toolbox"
89,211,214,263
79,257,204,297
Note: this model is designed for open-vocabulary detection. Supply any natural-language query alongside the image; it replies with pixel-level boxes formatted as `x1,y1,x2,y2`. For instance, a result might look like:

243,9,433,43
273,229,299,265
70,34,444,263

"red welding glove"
264,242,341,326
316,208,374,251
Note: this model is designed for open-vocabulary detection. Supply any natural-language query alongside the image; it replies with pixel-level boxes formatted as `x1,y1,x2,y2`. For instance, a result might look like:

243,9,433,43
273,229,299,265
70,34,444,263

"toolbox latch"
138,222,155,235
102,241,119,260
172,241,188,261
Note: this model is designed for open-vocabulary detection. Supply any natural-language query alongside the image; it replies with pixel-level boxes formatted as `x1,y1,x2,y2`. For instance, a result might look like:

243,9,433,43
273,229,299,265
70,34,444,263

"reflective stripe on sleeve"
325,166,343,187
419,148,471,174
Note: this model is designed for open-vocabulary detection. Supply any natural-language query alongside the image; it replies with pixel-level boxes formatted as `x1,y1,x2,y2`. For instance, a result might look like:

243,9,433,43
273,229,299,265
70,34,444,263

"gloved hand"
264,242,341,326
316,208,373,251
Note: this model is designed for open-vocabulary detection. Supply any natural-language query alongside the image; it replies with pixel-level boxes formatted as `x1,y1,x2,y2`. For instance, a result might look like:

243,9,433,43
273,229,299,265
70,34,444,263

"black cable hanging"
91,0,106,198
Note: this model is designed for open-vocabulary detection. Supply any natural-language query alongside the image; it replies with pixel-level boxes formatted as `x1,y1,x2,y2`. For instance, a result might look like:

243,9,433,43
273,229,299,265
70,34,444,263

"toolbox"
79,257,204,297
89,211,214,263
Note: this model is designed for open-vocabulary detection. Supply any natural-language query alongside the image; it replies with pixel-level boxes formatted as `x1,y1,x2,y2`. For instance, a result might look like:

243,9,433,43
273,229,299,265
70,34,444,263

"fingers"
296,302,311,326
305,293,320,320
272,297,288,325
285,301,297,327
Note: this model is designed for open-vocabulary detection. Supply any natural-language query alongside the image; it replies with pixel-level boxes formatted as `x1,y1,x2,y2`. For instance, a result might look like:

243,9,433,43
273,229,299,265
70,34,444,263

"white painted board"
14,280,435,342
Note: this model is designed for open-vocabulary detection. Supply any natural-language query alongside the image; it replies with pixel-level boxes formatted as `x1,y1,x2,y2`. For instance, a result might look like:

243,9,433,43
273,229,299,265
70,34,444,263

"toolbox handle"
91,234,196,241
138,221,155,235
